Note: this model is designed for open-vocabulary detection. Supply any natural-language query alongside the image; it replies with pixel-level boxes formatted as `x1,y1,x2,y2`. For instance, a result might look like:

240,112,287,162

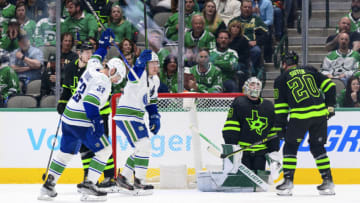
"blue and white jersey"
62,58,111,127
113,71,160,123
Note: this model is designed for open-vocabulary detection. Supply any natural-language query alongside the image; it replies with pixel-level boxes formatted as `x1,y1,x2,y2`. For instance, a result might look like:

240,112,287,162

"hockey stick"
143,0,151,104
207,134,279,159
190,125,221,151
42,115,62,181
82,0,140,82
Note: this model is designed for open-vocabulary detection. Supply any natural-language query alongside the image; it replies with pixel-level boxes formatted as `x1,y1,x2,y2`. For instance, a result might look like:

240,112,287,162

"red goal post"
110,93,244,176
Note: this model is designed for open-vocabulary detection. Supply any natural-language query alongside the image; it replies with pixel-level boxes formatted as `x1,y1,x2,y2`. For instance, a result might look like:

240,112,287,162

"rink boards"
0,108,360,184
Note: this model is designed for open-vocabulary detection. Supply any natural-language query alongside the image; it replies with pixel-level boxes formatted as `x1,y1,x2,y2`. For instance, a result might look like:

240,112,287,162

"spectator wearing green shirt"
159,54,178,93
0,0,15,32
0,18,19,52
337,76,360,107
104,4,137,45
61,0,98,43
15,2,36,45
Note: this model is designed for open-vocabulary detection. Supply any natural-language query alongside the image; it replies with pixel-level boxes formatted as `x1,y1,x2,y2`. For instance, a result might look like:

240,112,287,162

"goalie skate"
276,178,294,196
38,174,57,200
317,177,335,195
78,180,107,201
133,177,154,196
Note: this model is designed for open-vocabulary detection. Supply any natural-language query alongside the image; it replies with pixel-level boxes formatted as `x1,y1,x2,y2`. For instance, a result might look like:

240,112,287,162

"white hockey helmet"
106,58,126,84
243,77,262,98
150,51,159,62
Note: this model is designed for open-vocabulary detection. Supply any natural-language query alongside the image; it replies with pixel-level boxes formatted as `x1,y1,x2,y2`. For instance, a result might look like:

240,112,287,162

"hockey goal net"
111,93,243,187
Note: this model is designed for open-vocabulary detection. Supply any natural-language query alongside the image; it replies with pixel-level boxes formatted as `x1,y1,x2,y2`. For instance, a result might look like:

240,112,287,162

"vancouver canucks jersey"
113,71,160,123
273,66,336,129
222,96,279,152
62,59,111,127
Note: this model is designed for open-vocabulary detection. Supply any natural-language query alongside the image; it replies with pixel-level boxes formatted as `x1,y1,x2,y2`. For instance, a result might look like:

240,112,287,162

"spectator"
0,18,20,52
210,30,239,92
184,66,197,92
326,17,360,52
87,36,98,53
344,0,360,32
213,0,241,26
119,38,141,59
159,54,178,93
228,19,250,88
252,0,273,62
272,0,284,41
337,76,360,107
0,49,19,107
189,48,223,93
34,1,56,62
104,4,137,44
229,0,268,77
25,0,47,21
321,32,360,84
60,32,77,70
15,2,36,45
202,0,226,36
61,0,98,42
40,53,56,97
185,14,216,65
148,29,170,69
9,33,43,84
0,0,15,30
165,0,199,41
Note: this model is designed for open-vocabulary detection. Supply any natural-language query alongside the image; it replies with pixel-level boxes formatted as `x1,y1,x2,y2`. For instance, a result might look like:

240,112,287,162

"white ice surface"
0,184,359,203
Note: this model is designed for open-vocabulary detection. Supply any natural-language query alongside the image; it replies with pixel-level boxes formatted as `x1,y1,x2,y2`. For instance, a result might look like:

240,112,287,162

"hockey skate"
276,178,294,196
97,177,119,193
115,174,135,195
133,177,154,196
78,180,107,201
317,176,335,195
38,174,57,200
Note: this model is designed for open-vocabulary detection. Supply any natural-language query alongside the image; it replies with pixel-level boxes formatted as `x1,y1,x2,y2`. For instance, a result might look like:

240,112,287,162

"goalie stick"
82,0,140,82
207,134,279,159
42,116,62,181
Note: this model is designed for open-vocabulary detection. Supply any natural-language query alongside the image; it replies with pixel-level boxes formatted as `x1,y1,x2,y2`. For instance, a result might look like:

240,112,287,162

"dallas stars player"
222,77,280,171
274,51,336,196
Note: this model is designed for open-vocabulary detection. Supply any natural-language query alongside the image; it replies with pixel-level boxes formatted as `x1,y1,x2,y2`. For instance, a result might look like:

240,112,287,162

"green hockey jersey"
184,30,216,50
61,11,98,41
104,20,137,43
0,65,20,101
35,18,56,47
164,11,199,41
321,49,360,78
189,63,223,93
209,48,239,81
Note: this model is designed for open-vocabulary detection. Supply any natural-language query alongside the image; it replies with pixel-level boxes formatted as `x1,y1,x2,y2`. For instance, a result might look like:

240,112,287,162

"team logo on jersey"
245,110,268,136
274,89,279,100
227,108,234,118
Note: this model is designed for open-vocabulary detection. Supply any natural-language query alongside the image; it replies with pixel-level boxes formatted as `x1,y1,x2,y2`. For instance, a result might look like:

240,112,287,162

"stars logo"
245,110,268,136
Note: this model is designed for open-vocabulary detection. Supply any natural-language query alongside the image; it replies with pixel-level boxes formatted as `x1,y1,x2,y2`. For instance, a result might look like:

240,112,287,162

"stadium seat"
25,80,41,97
39,95,56,108
331,78,345,97
7,95,37,108
153,12,172,27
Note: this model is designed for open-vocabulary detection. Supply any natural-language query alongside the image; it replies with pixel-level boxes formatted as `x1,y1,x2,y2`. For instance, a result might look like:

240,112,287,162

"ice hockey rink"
1,184,359,203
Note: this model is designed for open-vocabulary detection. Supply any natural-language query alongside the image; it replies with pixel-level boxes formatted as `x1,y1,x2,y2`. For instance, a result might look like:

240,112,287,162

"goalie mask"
106,58,126,84
243,77,262,98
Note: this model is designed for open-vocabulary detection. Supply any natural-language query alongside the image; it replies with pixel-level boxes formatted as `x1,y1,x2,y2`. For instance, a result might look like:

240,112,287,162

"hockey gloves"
91,116,105,138
145,104,161,135
135,49,152,69
57,102,66,115
327,106,335,120
99,28,115,49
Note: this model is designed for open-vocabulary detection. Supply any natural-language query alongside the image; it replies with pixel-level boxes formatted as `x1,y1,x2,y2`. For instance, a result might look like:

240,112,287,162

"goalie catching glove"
145,104,161,134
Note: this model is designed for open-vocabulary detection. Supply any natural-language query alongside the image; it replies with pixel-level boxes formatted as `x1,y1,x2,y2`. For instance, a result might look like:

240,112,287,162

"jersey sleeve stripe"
322,82,336,93
84,94,100,106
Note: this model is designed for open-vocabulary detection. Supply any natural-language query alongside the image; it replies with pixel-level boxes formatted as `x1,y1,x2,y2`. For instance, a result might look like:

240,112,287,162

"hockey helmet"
243,77,262,98
150,51,159,62
281,51,298,66
106,58,126,84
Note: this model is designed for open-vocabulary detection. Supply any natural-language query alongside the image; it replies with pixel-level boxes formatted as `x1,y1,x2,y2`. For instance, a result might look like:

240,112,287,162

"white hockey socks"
87,145,112,184
133,138,151,181
48,151,74,183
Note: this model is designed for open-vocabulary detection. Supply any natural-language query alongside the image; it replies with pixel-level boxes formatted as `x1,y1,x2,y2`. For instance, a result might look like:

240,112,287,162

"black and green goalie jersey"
273,66,336,130
222,96,279,153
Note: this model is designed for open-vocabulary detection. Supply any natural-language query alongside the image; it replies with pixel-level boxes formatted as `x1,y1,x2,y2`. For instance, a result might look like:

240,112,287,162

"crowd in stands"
0,0,359,108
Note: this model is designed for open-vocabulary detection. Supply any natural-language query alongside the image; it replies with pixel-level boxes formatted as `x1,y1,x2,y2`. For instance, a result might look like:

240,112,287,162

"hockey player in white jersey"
38,28,126,201
113,49,160,195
